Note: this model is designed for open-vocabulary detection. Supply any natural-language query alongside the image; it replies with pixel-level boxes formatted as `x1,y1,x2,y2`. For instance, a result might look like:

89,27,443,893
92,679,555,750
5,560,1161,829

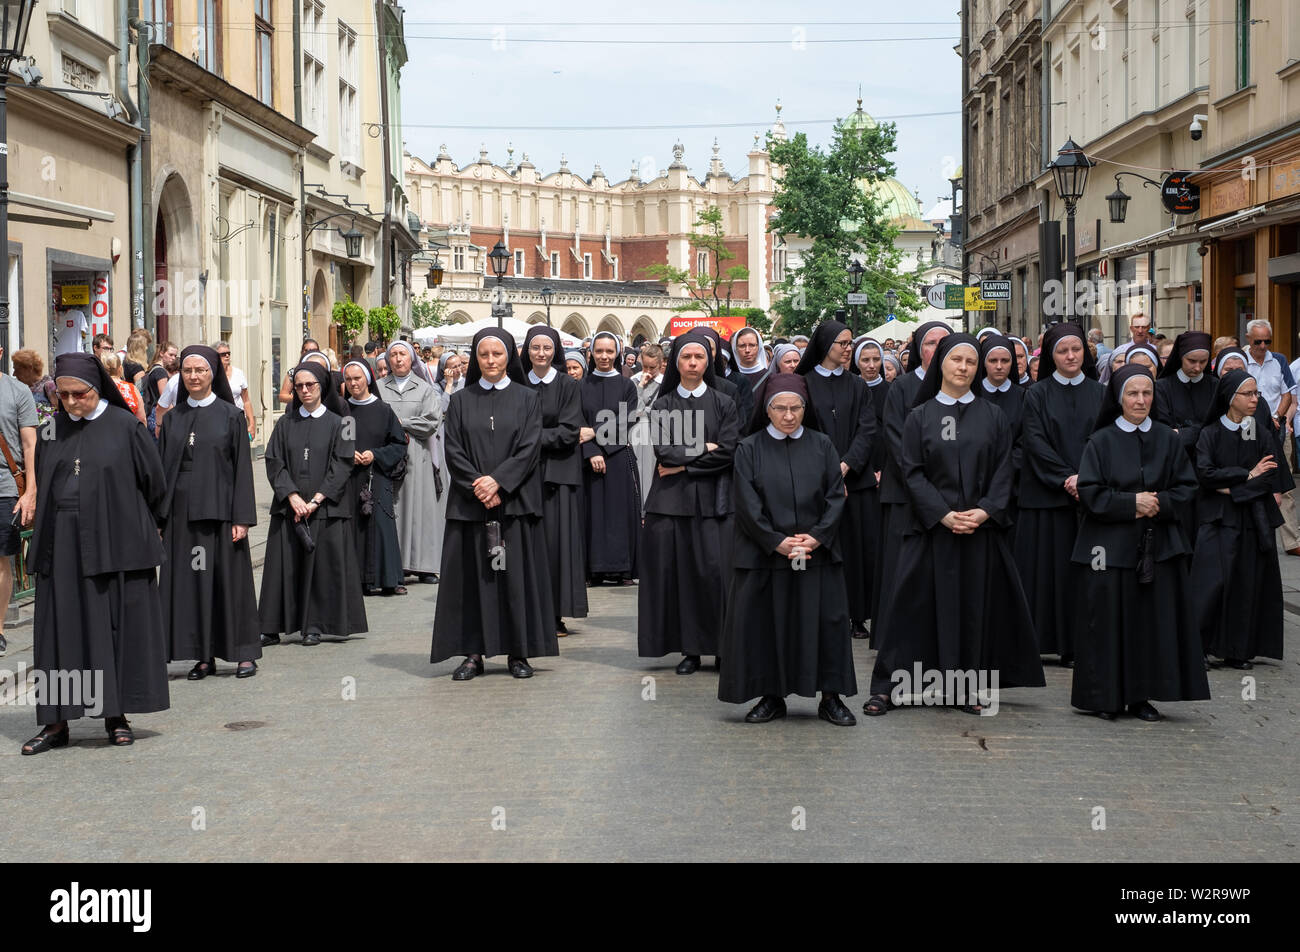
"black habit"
581,372,641,580
159,395,261,664
719,426,855,703
345,396,409,591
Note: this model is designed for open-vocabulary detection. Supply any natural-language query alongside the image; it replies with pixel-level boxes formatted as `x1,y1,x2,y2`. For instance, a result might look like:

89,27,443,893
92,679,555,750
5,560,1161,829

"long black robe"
259,408,368,638
30,405,170,721
864,375,891,635
431,381,557,660
1154,373,1217,539
527,370,589,619
803,368,877,625
581,373,640,580
345,398,409,591
1015,375,1105,659
718,428,855,703
728,367,764,426
874,369,926,645
1190,418,1285,662
870,397,1044,699
1070,422,1210,711
159,398,260,663
637,386,738,658
976,380,1026,511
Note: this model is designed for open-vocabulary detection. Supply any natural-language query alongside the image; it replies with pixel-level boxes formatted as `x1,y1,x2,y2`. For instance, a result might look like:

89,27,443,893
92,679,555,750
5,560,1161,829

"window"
453,246,465,271
1236,0,1251,90
146,0,169,44
773,246,788,282
611,257,618,281
338,22,360,163
514,249,525,276
583,253,592,279
303,0,326,132
255,0,273,106
697,250,709,277
196,0,221,73
550,251,560,278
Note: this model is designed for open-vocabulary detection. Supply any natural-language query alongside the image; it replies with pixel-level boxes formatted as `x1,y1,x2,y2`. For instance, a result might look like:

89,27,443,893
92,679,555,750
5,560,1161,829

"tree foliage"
367,304,401,342
641,205,750,317
331,297,367,345
767,117,922,337
410,295,449,330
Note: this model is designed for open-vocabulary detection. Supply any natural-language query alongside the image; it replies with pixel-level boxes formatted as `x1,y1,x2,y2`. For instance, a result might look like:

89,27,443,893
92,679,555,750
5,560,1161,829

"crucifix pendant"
490,415,495,432
188,432,196,447
74,458,81,476
304,447,310,462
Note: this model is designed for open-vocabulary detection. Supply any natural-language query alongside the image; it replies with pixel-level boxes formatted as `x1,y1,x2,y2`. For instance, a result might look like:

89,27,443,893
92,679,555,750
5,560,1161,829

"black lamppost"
885,288,898,320
539,285,554,327
488,239,510,329
0,0,36,374
1049,138,1094,326
846,258,865,335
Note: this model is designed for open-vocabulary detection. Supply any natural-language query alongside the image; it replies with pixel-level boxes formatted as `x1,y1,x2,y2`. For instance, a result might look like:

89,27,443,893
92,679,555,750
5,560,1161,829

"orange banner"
668,314,751,339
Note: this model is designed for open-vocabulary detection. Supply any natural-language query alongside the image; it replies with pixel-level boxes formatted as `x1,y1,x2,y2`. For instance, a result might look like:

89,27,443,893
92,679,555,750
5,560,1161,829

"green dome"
869,178,922,222
843,99,878,133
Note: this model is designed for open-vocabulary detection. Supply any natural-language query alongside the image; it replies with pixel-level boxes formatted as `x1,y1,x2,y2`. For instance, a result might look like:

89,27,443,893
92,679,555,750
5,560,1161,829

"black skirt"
1013,506,1079,657
431,515,558,661
717,563,857,703
637,512,732,657
584,449,640,578
353,472,404,590
1191,522,1284,661
162,470,261,663
33,509,170,722
543,482,588,618
872,501,908,647
1070,560,1211,711
258,513,369,637
840,488,878,624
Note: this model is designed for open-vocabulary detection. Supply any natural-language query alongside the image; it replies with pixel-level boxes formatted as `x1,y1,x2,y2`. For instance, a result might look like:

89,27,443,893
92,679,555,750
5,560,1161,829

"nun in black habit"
976,334,1027,512
795,321,877,637
725,325,768,423
851,339,890,635
864,334,1044,716
718,373,856,725
581,331,640,584
159,345,260,680
1153,331,1216,540
637,332,739,674
23,353,168,754
432,327,556,680
342,360,409,596
1015,322,1105,666
694,325,744,411
1190,369,1285,668
524,325,589,635
1070,365,1208,720
259,360,367,646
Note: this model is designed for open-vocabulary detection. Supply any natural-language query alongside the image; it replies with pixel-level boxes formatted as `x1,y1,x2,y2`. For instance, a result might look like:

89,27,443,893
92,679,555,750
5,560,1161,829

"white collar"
915,367,927,380
186,392,218,408
348,394,378,405
528,367,558,385
1220,414,1243,431
1019,373,1031,384
982,377,1012,393
677,381,708,398
478,376,511,390
68,398,110,422
298,404,328,418
766,423,805,440
1115,416,1153,433
935,390,976,405
1052,370,1085,386
642,373,664,386
739,364,765,374
392,373,413,391
1176,368,1204,384
814,363,844,377
592,368,621,378
865,375,883,387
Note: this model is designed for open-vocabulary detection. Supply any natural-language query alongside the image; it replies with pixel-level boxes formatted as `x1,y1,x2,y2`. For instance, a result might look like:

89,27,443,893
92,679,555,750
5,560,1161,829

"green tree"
410,295,448,330
767,117,922,337
641,205,750,317
367,304,401,342
331,297,366,346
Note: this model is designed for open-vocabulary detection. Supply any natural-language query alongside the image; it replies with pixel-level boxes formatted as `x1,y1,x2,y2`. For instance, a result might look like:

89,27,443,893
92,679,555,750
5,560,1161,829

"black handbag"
294,516,316,553
359,475,374,515
1135,524,1154,584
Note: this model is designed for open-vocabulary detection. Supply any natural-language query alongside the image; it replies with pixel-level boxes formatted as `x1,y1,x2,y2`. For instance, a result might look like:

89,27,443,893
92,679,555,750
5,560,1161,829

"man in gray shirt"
0,347,38,655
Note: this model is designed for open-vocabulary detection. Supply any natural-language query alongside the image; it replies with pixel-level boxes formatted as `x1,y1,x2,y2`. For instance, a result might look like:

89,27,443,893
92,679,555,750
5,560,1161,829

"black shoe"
819,695,857,726
1093,710,1118,721
261,634,280,647
452,656,484,681
862,694,893,716
420,573,438,584
675,654,701,675
302,632,321,646
21,724,69,755
187,659,216,680
715,656,722,672
105,717,134,746
556,618,568,637
851,620,870,640
236,661,258,679
1222,658,1254,670
1059,656,1075,669
508,657,534,679
745,696,787,723
0,633,7,656
1127,701,1161,722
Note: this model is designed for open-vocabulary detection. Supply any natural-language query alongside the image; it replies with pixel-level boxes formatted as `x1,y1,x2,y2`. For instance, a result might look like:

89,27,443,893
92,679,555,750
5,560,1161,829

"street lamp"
846,258,865,335
540,285,554,327
885,288,898,319
426,252,444,289
0,0,37,375
489,239,510,328
1105,172,1163,224
341,225,364,259
1049,138,1094,326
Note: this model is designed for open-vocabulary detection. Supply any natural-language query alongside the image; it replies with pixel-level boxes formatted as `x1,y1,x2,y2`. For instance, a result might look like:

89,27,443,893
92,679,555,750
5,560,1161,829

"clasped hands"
775,533,820,561
940,508,989,534
472,475,502,509
656,443,718,479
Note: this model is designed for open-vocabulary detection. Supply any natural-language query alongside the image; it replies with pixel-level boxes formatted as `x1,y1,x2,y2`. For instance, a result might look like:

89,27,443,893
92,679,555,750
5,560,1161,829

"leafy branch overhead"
640,205,750,318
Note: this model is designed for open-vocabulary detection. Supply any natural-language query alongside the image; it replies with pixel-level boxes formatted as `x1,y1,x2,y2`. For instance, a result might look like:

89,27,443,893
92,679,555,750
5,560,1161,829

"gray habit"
380,372,444,574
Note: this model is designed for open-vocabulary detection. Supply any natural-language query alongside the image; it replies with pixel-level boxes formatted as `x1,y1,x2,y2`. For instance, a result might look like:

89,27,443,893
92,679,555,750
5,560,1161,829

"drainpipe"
118,0,143,329
128,10,154,339
376,0,392,307
295,0,308,342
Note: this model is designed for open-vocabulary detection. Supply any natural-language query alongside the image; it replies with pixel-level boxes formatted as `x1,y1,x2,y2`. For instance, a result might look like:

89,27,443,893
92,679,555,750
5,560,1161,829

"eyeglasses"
769,404,805,416
1236,389,1262,399
294,382,321,391
831,339,853,348
56,387,94,400
217,352,231,358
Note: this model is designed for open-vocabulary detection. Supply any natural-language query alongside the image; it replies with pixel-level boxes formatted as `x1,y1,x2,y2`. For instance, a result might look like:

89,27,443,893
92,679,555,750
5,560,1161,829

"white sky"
397,1,962,209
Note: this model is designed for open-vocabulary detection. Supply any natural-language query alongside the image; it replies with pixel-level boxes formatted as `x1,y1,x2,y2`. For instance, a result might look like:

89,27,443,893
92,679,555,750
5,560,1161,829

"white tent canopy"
862,316,962,344
412,318,582,351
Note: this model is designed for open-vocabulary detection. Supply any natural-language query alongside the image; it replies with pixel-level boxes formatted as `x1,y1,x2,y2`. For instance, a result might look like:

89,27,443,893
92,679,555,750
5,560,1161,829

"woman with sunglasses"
258,361,367,647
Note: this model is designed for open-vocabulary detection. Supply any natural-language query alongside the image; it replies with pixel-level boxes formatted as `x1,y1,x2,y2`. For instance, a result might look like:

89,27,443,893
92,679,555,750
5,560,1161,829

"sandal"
959,703,985,715
105,717,134,747
391,585,408,596
862,694,893,717
22,723,69,755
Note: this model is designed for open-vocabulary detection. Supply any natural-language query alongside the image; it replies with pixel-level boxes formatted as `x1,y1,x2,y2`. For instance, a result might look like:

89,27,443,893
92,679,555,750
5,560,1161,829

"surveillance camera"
1190,114,1208,142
